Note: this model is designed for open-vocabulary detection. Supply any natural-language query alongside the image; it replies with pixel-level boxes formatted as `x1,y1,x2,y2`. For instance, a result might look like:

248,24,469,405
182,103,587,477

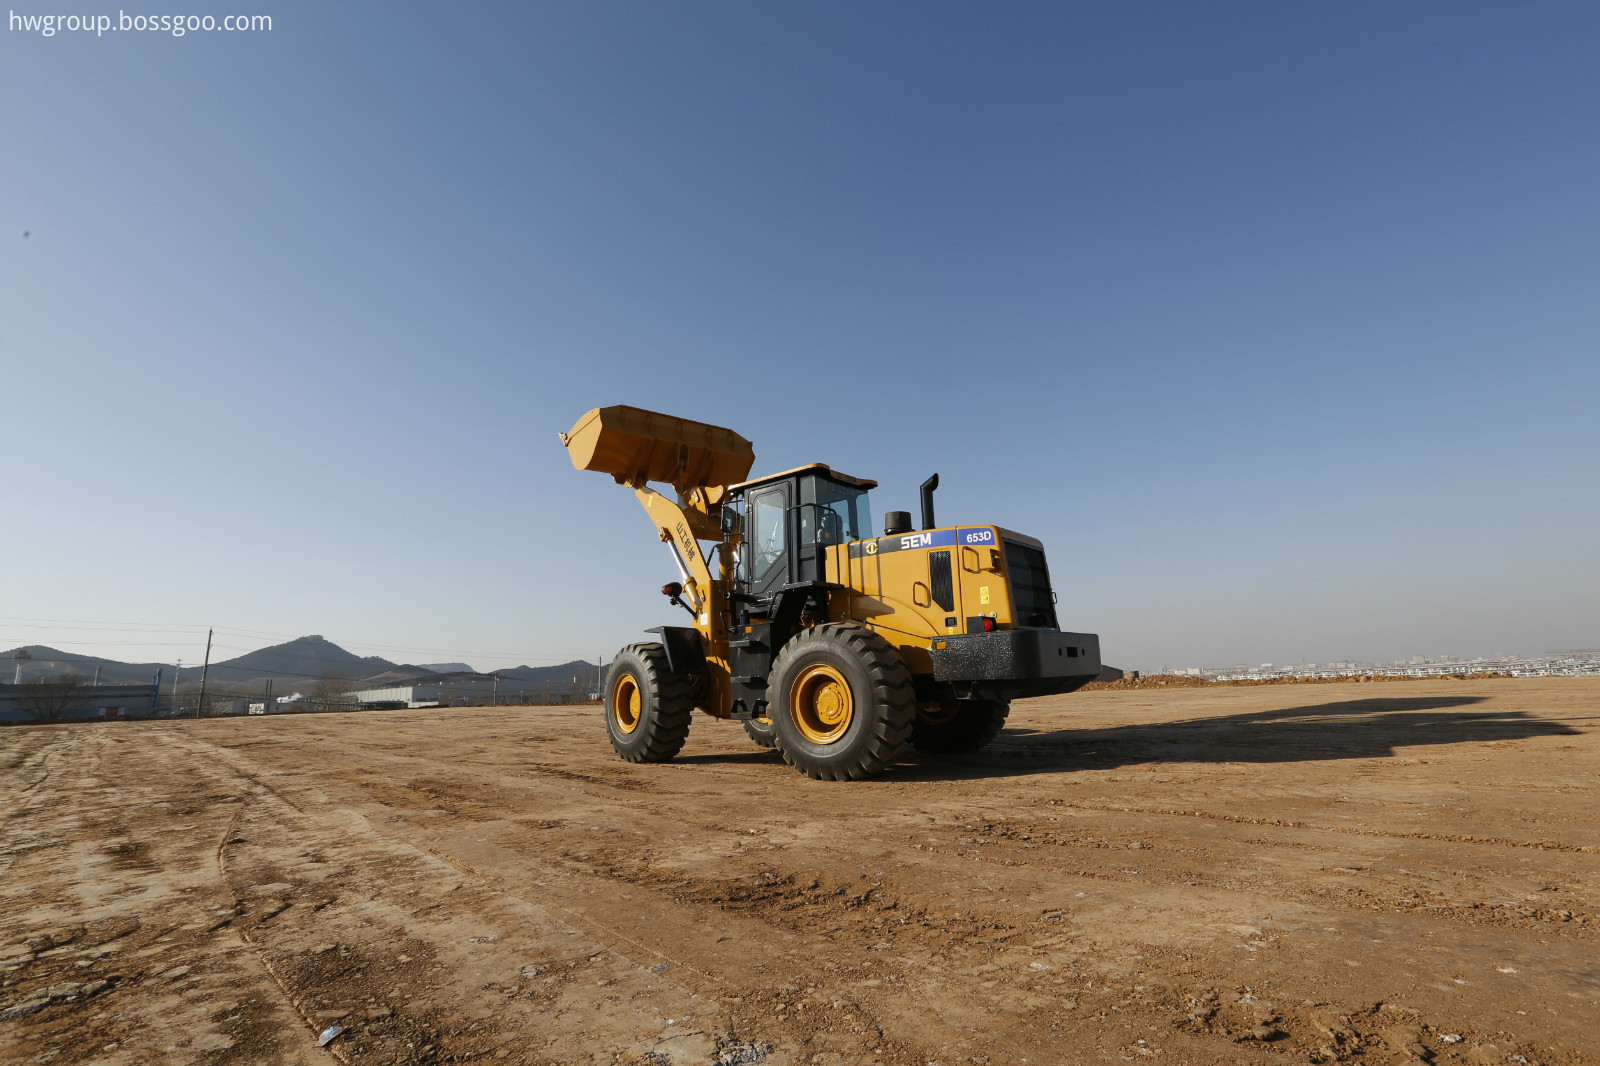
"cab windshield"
799,476,871,546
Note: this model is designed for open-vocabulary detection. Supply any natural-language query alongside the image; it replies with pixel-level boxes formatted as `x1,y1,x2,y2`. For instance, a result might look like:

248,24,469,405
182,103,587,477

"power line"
0,639,210,648
0,615,211,631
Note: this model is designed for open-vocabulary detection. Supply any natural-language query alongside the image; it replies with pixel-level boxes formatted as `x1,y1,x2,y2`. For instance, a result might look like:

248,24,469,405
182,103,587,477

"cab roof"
729,463,878,492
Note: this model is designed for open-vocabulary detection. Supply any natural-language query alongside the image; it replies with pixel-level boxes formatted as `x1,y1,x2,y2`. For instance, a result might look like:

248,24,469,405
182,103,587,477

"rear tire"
604,644,693,763
743,716,778,749
911,698,1009,753
769,624,915,780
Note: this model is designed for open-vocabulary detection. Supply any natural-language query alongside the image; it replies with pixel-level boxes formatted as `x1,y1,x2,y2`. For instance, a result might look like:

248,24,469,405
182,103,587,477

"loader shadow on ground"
893,695,1582,780
674,748,786,766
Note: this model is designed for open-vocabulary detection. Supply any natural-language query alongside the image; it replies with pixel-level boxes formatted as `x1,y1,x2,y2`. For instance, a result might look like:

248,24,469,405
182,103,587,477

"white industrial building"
350,685,444,709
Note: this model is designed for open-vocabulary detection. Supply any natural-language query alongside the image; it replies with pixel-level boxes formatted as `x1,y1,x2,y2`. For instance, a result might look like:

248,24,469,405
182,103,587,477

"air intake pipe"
920,473,939,531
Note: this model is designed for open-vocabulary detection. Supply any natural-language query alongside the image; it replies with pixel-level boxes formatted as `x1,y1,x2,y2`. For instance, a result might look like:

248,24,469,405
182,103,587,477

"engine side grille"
929,550,954,612
1003,540,1058,629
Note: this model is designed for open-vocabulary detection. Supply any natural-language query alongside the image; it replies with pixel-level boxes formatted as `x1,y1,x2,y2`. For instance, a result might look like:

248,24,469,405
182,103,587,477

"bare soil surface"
2,678,1596,1066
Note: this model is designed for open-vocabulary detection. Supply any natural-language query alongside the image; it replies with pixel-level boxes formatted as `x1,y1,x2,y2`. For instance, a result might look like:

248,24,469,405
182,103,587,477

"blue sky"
3,3,1596,673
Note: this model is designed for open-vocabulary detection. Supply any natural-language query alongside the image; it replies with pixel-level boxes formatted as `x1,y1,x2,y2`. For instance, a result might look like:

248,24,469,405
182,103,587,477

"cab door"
743,482,792,601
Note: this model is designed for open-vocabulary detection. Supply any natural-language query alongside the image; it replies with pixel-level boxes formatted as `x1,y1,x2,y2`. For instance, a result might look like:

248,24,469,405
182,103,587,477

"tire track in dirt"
268,737,1600,950
213,712,1600,944
910,817,1600,937
1,728,74,808
167,730,787,1066
186,733,979,1065
1028,798,1600,853
191,729,1104,1064
0,725,324,1066
193,733,1531,1065
207,802,353,1065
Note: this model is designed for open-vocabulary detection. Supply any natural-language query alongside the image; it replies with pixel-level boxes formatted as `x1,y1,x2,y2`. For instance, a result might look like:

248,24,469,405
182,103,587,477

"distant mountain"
204,635,399,684
491,661,602,685
4,638,601,694
2,646,169,686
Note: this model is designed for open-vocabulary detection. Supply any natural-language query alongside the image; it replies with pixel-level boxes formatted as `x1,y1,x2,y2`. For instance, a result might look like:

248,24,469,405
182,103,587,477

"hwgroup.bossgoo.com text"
10,9,271,36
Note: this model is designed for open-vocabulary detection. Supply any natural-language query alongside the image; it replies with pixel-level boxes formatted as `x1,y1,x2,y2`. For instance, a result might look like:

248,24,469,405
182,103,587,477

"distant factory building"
0,682,162,723
350,685,445,709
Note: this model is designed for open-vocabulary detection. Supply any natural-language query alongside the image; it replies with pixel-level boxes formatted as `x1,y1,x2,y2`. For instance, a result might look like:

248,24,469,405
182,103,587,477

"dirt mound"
1084,674,1212,690
1086,670,1512,691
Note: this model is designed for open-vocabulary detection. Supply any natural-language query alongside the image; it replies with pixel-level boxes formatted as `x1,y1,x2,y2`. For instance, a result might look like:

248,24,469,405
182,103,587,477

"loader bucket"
560,405,755,492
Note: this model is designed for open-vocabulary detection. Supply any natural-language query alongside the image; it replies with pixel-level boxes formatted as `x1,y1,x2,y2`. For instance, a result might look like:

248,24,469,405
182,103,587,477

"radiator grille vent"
929,550,954,612
1003,540,1058,629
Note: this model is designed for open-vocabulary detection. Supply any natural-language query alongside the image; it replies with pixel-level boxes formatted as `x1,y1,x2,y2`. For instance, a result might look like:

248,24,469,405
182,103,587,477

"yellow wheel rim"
790,664,854,745
611,674,641,734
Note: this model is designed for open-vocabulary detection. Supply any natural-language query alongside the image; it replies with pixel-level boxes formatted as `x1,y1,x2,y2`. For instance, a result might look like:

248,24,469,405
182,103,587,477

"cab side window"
750,490,786,578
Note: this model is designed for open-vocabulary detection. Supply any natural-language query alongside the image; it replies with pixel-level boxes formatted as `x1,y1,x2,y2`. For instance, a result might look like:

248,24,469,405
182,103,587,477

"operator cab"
724,464,875,600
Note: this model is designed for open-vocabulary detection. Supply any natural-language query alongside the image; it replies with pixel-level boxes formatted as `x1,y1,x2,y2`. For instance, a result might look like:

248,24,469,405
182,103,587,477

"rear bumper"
927,629,1102,701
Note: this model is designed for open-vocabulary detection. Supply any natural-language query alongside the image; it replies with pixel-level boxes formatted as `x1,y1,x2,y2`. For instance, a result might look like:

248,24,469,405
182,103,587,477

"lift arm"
560,405,752,716
634,486,716,620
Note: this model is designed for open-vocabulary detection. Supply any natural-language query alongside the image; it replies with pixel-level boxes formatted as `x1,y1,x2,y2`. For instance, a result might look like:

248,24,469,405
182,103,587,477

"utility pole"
492,673,499,707
171,659,181,713
194,629,213,719
93,666,101,687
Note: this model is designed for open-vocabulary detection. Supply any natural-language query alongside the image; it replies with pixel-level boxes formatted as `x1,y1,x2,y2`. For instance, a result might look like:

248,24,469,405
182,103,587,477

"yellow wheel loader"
561,405,1102,780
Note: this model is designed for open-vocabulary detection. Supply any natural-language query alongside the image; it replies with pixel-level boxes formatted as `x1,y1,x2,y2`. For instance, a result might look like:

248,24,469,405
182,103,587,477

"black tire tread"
608,643,694,763
771,623,916,781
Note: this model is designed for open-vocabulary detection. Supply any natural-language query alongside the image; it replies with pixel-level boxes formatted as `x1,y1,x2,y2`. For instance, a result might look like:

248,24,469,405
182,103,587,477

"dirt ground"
2,678,1596,1066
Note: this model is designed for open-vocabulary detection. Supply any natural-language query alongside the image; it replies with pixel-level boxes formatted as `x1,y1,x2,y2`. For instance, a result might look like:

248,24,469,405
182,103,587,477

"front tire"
604,644,693,763
769,624,915,780
911,699,1009,753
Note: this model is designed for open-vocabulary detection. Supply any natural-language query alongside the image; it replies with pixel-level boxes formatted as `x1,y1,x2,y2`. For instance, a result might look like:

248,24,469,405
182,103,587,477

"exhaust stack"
920,473,939,531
